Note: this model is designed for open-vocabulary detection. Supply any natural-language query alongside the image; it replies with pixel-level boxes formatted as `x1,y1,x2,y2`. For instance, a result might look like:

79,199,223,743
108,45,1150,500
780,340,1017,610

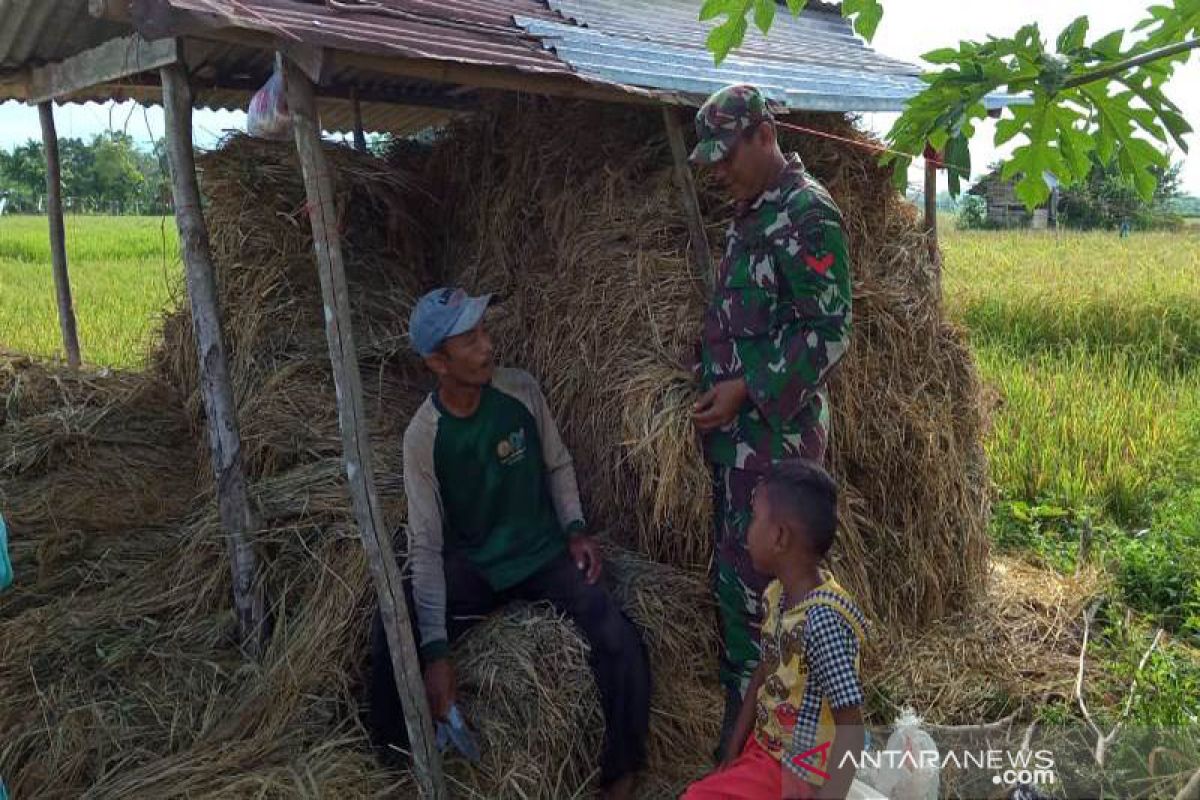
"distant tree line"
1056,159,1186,230
0,132,170,215
1169,193,1200,217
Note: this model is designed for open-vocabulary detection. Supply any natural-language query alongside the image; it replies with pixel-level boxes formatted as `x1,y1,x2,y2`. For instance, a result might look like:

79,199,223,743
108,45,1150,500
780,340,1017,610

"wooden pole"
37,102,81,368
351,88,367,152
160,63,267,658
282,56,445,799
922,143,942,305
662,106,715,291
923,144,939,267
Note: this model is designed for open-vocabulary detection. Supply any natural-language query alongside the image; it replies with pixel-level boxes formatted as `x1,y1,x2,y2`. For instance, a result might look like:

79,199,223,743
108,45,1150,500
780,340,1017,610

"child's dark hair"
761,458,839,557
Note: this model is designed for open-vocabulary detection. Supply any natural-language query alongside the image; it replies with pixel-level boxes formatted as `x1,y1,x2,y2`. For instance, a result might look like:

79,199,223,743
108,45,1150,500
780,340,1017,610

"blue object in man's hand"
435,703,481,764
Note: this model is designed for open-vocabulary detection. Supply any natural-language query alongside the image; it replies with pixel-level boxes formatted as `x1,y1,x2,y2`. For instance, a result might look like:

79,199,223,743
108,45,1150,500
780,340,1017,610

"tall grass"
978,347,1200,522
945,230,1200,370
944,228,1200,634
943,228,1200,523
0,215,179,367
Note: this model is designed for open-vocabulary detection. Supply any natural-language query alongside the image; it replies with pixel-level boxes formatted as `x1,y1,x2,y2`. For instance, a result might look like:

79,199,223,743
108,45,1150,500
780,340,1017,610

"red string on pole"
773,119,973,179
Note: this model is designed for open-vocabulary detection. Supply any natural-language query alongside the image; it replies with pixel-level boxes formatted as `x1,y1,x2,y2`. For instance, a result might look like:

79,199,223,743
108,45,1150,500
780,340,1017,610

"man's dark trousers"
369,551,651,787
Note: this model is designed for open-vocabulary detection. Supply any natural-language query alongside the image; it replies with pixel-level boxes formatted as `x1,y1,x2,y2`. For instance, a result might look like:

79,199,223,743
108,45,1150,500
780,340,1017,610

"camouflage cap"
689,84,773,165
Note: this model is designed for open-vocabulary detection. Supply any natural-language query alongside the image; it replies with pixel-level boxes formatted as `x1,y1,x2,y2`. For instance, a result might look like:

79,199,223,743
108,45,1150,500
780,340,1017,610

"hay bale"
441,548,719,798
0,355,198,604
418,98,991,623
2,438,715,799
1,432,398,798
155,134,432,480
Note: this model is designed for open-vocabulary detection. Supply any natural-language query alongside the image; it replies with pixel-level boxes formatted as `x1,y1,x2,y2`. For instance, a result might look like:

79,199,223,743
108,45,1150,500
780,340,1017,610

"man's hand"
568,533,603,585
424,658,455,721
693,378,749,432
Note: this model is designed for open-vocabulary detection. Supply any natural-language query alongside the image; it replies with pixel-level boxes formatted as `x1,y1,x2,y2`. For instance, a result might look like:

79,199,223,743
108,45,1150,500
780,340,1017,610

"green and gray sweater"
403,367,585,661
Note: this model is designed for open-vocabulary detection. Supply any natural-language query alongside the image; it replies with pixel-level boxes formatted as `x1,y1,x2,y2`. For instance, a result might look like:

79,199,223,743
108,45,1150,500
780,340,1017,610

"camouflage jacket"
697,154,852,472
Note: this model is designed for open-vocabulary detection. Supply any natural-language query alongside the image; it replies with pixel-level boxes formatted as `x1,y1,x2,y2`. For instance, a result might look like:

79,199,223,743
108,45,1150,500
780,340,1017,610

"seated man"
369,287,650,799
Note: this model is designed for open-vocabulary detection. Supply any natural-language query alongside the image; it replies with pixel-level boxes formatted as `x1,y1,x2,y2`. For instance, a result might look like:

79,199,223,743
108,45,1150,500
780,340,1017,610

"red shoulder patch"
805,252,835,275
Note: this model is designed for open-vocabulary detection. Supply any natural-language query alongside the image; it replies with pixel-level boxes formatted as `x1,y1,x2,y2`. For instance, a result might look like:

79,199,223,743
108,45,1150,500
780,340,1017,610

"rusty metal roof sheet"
151,0,572,74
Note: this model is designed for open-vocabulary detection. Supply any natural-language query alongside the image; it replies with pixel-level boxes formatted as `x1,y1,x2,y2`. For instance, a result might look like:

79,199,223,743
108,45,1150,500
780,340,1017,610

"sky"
0,0,1197,195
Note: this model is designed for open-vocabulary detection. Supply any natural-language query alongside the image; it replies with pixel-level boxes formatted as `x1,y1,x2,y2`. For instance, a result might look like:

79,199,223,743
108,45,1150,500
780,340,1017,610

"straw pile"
0,354,198,604
155,134,433,483
1,382,717,797
3,98,998,798
420,99,990,623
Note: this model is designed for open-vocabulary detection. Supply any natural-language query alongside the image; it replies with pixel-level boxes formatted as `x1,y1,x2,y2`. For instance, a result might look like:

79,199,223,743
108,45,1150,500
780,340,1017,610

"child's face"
746,486,778,574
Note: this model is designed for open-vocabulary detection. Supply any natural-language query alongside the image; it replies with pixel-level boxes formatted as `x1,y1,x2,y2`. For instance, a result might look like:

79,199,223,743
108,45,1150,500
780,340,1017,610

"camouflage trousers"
711,432,828,700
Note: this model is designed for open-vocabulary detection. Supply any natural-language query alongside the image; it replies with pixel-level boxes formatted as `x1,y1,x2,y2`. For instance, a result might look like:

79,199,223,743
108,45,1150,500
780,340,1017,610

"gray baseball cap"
409,287,493,357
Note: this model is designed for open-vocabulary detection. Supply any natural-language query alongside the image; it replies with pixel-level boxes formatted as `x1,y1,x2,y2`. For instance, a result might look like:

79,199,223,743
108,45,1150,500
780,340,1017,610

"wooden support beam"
282,43,328,85
29,33,178,104
282,56,445,799
351,88,367,152
160,63,267,658
87,0,130,22
923,143,941,279
662,106,715,291
38,102,81,368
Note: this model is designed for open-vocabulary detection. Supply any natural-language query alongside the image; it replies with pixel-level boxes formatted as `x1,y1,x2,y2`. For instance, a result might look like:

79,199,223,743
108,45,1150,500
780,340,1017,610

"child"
684,459,868,800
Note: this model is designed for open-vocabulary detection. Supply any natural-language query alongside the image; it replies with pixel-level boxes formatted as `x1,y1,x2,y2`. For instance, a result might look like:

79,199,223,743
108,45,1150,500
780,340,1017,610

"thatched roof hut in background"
0,2,1079,798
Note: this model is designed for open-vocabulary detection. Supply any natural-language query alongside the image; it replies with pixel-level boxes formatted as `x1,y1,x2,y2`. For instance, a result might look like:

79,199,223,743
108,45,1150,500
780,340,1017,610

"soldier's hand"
693,378,749,432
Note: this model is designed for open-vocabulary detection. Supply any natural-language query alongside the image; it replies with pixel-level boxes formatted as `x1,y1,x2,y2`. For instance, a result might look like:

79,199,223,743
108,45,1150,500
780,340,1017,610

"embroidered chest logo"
496,427,527,466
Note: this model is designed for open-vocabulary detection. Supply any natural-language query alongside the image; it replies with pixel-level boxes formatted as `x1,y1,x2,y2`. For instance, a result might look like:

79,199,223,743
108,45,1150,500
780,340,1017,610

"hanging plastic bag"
247,67,291,140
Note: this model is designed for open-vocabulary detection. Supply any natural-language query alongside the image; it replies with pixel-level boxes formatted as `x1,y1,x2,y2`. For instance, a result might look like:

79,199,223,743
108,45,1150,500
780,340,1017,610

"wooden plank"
282,55,445,799
160,63,267,658
662,105,715,291
37,102,81,369
29,33,178,104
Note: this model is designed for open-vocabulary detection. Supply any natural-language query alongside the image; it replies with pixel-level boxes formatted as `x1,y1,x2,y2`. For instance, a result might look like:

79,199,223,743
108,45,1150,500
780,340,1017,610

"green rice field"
0,215,179,368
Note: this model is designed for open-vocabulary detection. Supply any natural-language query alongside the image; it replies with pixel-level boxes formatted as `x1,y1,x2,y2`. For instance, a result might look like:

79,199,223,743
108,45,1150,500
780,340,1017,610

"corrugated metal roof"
546,0,917,75
0,0,131,70
516,0,931,113
517,16,926,113
516,0,1016,113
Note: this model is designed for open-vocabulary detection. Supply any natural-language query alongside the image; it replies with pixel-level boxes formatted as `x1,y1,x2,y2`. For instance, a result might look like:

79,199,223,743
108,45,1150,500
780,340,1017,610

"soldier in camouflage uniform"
688,84,853,756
